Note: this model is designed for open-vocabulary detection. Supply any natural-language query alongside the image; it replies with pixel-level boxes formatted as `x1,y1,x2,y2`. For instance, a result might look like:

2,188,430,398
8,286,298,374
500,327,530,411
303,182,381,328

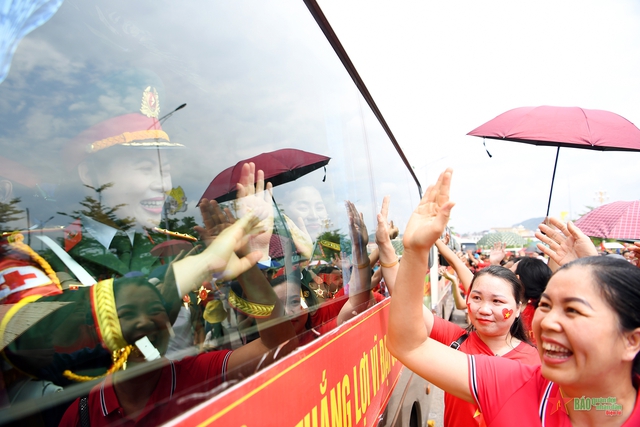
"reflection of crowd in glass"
1,86,640,426
3,153,640,426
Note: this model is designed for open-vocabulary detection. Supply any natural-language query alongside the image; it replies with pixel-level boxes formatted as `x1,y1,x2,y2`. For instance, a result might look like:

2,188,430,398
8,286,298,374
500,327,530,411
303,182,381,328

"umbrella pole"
546,147,560,218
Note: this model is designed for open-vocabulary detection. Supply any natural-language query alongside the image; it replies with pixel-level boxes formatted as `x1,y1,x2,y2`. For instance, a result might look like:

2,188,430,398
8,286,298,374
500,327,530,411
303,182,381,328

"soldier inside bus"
59,213,299,426
49,74,187,283
2,74,190,388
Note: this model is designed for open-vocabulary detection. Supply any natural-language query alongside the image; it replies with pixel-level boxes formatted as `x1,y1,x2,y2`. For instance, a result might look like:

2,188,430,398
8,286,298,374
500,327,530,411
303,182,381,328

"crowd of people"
387,169,640,427
1,73,639,427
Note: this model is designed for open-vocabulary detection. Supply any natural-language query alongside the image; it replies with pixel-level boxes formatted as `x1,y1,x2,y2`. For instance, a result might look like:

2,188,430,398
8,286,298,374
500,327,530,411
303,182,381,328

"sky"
3,0,639,238
318,0,640,233
2,0,422,238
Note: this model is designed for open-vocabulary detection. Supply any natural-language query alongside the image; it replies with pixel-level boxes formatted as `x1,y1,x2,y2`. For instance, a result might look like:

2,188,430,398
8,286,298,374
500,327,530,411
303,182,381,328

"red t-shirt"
521,300,537,345
430,316,540,427
476,261,491,271
309,289,382,340
59,350,232,426
469,355,640,426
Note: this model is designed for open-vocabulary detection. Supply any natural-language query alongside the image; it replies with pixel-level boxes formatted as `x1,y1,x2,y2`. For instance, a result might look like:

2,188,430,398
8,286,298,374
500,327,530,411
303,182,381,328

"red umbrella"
574,200,640,240
467,106,640,216
199,148,330,203
150,240,193,257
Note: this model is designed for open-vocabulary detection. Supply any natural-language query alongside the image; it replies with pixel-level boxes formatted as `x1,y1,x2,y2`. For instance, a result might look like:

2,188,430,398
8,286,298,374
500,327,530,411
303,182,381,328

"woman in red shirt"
387,168,640,427
375,196,538,426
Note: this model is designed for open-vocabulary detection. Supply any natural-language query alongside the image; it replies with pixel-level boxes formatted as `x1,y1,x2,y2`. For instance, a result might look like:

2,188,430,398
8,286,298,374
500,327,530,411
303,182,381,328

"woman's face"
283,186,328,240
467,274,520,338
87,150,172,229
115,284,170,362
273,282,308,336
533,266,634,389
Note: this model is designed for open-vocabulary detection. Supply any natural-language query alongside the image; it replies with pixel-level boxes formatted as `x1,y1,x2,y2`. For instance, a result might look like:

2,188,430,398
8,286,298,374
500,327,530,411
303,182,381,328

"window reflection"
0,1,420,424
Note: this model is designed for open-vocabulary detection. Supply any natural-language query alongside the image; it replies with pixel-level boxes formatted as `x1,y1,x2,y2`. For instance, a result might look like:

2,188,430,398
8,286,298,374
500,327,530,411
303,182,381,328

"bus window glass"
0,1,420,424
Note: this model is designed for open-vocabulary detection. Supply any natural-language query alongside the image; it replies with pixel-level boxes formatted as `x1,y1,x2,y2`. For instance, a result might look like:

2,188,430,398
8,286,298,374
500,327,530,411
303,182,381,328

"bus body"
0,1,439,425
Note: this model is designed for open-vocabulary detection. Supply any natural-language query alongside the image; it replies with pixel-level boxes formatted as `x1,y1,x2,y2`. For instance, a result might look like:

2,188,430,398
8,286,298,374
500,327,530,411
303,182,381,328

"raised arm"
629,242,640,267
374,196,399,291
440,266,466,310
192,164,297,379
489,242,507,266
337,201,374,325
386,168,472,403
434,238,473,292
375,196,437,333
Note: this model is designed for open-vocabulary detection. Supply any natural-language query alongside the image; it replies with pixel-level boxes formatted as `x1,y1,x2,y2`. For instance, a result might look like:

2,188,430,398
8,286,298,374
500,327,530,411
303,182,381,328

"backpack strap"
78,396,90,427
449,333,469,350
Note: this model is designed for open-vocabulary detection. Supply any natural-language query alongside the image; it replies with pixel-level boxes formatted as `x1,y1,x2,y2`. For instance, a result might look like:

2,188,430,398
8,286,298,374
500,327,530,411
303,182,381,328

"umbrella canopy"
477,231,526,249
574,200,640,240
150,240,193,257
199,148,331,203
468,106,640,216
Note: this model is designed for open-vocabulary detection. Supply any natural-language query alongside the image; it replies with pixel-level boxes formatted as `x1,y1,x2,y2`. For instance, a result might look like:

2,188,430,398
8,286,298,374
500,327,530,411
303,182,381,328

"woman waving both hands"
388,168,640,427
383,176,537,427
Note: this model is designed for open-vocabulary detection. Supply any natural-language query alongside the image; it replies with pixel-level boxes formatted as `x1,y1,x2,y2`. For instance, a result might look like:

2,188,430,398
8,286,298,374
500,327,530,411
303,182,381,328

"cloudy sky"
3,0,639,237
318,0,640,233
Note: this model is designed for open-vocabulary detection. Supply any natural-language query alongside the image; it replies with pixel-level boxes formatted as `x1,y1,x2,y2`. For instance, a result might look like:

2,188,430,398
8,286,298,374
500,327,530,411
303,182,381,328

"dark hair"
270,274,318,331
560,256,640,375
515,257,552,304
113,276,167,311
470,265,531,344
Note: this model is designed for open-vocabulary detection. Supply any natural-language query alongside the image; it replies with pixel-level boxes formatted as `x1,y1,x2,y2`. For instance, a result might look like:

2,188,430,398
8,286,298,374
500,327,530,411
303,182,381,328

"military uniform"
46,69,187,283
45,229,166,282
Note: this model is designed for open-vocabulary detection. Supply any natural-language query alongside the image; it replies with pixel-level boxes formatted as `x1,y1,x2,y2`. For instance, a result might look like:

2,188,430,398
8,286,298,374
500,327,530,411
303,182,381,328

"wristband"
379,259,398,268
356,261,370,269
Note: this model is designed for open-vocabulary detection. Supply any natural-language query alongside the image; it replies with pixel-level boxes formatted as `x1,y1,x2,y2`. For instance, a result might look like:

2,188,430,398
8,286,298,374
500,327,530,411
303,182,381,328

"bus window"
0,1,425,425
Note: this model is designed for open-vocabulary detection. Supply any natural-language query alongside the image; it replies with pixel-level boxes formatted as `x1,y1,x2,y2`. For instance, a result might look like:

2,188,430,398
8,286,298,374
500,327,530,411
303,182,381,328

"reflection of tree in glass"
0,197,24,232
58,183,135,231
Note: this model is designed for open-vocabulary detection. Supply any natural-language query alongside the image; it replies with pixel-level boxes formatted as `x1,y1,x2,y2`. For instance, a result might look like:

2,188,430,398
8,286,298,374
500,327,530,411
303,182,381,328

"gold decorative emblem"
140,86,160,118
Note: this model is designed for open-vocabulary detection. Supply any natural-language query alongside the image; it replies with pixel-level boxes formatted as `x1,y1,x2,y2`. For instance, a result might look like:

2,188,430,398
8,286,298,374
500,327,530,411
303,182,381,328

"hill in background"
513,217,545,231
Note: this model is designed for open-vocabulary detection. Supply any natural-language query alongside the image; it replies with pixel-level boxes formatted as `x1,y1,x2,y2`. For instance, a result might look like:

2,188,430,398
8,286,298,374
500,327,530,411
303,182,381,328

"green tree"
58,183,135,230
0,197,24,232
165,216,198,236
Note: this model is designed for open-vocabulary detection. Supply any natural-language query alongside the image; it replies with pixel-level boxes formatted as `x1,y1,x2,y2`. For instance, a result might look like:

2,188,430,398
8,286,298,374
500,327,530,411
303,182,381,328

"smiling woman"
79,148,173,230
387,170,640,427
0,0,427,424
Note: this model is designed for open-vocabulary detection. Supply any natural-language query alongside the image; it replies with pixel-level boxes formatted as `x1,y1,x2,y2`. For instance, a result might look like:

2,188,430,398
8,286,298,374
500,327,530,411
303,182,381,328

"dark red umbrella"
574,200,640,240
150,240,193,257
199,148,330,203
468,106,640,216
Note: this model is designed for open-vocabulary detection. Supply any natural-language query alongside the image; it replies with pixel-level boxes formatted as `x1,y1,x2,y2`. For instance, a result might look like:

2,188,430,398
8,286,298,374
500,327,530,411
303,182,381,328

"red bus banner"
167,299,403,426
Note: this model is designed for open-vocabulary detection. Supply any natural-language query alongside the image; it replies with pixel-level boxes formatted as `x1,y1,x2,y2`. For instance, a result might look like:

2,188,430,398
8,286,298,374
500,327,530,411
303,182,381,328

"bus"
0,1,436,425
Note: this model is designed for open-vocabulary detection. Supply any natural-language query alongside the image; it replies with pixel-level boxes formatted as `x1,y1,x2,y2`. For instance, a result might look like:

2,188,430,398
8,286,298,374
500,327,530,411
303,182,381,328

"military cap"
64,69,184,170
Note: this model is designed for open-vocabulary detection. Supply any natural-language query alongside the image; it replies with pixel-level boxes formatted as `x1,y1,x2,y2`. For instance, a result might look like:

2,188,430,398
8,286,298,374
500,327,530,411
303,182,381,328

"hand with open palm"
535,217,597,266
403,168,455,254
